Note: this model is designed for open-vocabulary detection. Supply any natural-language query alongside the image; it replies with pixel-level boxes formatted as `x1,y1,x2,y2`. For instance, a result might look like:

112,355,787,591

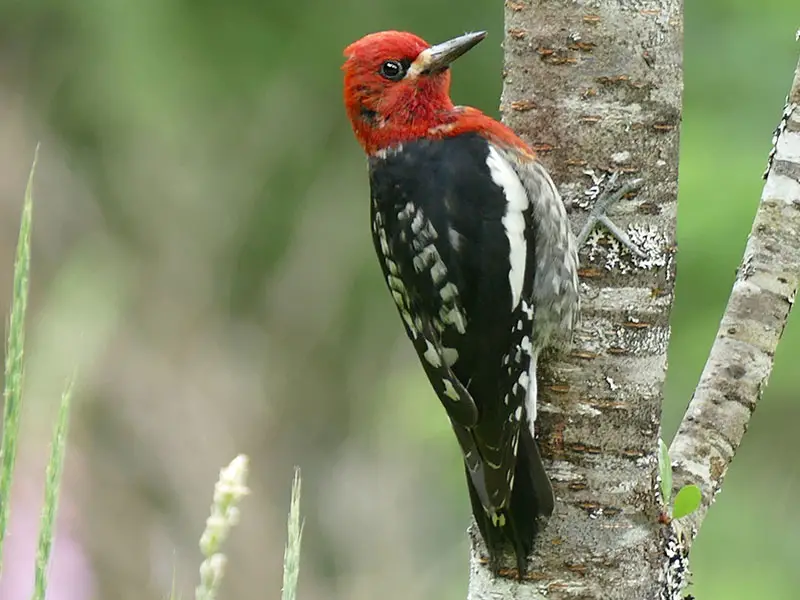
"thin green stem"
0,144,38,577
281,468,303,600
31,377,73,600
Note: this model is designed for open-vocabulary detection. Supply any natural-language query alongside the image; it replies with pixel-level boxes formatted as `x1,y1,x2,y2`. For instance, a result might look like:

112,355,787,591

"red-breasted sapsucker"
342,30,581,576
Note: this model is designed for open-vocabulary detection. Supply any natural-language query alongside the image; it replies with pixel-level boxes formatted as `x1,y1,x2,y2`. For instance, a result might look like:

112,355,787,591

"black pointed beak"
413,31,487,74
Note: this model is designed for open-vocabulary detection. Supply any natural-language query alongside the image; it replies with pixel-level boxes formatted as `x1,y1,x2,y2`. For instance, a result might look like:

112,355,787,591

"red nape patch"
431,108,536,159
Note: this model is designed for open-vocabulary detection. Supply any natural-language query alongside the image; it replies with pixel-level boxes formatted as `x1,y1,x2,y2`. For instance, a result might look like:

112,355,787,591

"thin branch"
669,52,800,548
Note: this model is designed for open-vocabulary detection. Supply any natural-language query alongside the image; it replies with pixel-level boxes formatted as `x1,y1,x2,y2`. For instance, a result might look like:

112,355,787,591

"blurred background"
0,1,798,599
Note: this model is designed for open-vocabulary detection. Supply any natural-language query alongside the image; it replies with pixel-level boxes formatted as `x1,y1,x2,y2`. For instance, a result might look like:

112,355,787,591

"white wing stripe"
526,349,540,438
486,146,529,309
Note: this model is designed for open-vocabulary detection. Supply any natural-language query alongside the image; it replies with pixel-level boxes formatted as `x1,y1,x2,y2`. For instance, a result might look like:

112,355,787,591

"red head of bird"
342,30,494,155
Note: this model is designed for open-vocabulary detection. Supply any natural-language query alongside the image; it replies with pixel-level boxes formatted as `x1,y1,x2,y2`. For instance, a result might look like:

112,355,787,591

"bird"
341,29,636,576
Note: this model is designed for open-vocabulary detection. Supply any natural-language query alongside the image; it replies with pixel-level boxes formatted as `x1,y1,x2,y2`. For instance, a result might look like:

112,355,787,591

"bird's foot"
575,172,646,258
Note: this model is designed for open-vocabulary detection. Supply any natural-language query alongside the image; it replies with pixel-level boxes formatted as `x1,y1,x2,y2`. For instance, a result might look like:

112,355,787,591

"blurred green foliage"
0,0,798,599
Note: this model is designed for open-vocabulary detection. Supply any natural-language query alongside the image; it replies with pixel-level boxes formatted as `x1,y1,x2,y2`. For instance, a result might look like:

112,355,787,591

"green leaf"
658,438,672,504
672,485,702,520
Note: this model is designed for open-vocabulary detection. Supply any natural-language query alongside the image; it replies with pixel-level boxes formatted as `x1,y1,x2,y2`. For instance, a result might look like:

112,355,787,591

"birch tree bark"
469,4,800,600
470,1,683,598
668,56,800,550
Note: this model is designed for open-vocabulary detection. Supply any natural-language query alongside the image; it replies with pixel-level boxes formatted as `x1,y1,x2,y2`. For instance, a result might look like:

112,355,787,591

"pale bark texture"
469,1,683,598
669,56,800,551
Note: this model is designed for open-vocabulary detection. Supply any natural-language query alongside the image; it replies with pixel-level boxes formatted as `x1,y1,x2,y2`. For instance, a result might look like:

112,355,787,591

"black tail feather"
466,428,554,577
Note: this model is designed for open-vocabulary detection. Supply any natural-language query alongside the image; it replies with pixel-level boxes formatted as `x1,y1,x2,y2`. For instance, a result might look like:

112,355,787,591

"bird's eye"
379,60,406,81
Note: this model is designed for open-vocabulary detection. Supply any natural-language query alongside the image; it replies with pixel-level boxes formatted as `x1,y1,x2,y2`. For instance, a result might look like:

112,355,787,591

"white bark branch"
669,54,800,550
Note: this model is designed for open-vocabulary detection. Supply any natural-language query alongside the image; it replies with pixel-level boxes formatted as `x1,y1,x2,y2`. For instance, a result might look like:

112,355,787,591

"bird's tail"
466,427,554,577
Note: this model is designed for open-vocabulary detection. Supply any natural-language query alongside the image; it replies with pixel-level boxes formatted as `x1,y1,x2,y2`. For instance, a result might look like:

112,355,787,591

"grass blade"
281,468,303,600
31,377,73,600
658,438,672,505
0,144,38,576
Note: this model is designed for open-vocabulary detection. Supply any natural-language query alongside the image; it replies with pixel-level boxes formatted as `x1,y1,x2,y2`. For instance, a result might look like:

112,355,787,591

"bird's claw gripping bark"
576,173,646,259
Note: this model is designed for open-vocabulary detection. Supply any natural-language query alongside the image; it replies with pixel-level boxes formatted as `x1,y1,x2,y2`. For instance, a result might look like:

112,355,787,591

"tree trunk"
468,1,683,598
